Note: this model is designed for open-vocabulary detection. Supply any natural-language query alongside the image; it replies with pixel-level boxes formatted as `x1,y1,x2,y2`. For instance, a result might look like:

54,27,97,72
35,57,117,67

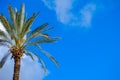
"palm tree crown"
0,4,59,72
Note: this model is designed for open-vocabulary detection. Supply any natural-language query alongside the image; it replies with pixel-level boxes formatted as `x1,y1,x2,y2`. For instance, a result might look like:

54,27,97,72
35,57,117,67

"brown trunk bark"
13,57,21,80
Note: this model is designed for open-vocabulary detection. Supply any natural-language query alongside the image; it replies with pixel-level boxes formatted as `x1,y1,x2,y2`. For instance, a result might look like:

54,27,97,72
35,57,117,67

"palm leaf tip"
38,56,47,72
25,51,35,61
50,56,59,67
36,45,59,67
8,5,14,21
19,3,25,32
25,50,47,72
0,53,9,68
21,12,40,39
32,52,47,72
32,23,48,34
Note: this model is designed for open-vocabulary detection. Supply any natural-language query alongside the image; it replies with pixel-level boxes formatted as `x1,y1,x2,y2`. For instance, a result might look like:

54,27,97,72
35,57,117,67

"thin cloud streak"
42,0,96,27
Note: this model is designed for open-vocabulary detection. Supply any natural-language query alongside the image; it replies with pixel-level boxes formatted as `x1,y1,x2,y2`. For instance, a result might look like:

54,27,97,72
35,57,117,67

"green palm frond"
21,12,38,39
19,4,25,33
25,23,48,42
0,39,10,47
8,5,17,34
0,43,8,47
27,32,49,42
0,39,9,43
8,5,24,38
40,26,54,32
36,44,59,67
0,53,10,68
34,53,46,72
32,38,56,44
15,11,19,26
25,50,35,61
36,33,49,38
23,38,56,48
31,23,48,34
0,30,8,39
8,5,15,24
15,9,20,35
0,14,13,36
25,50,46,72
0,30,13,44
22,33,49,47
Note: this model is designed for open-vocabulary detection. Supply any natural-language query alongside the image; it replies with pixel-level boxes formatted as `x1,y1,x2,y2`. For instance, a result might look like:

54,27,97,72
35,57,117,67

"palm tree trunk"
13,56,21,80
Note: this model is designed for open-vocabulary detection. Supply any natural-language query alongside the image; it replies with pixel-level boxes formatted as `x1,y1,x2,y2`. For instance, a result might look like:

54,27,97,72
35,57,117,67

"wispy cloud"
79,3,96,27
42,0,96,27
0,22,46,80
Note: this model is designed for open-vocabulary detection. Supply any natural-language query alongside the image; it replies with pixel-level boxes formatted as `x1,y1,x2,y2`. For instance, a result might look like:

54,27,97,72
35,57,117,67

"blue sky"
0,0,120,80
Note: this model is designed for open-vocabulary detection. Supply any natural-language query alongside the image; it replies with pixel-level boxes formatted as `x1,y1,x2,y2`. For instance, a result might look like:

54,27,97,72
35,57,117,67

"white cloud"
0,46,47,80
80,3,96,27
42,0,96,27
54,0,74,24
69,3,96,27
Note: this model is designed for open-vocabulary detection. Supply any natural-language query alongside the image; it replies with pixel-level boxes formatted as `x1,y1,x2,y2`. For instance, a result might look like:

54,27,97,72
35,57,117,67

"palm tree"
0,4,59,80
